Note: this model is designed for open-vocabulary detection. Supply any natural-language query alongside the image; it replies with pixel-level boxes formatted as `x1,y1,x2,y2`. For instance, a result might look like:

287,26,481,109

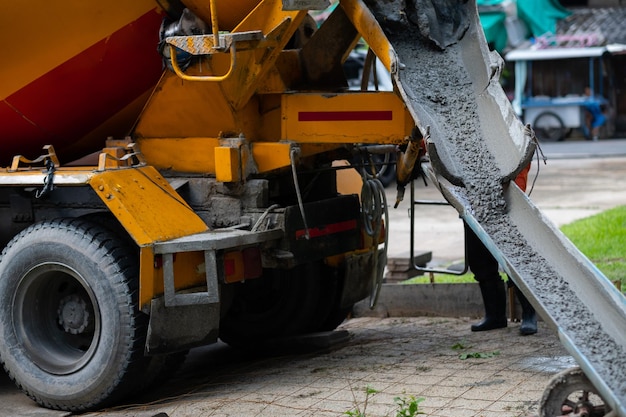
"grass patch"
561,205,626,290
403,205,626,291
403,271,474,284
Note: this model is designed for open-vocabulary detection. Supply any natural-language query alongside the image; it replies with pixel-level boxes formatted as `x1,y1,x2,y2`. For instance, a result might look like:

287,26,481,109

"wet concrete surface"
2,140,626,417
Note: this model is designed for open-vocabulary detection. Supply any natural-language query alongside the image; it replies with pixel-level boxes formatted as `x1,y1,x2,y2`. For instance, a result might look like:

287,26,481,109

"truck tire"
0,219,147,411
365,153,397,188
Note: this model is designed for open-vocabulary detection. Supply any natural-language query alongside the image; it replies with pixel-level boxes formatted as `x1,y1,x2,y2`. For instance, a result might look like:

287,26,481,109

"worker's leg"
513,284,537,335
465,223,507,332
590,114,605,141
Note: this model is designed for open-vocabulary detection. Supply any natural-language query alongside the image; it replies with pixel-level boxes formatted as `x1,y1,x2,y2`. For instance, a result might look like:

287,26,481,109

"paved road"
2,139,625,417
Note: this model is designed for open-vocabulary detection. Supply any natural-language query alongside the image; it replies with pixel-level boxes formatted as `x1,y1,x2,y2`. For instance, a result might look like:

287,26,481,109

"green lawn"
561,205,626,290
403,205,626,292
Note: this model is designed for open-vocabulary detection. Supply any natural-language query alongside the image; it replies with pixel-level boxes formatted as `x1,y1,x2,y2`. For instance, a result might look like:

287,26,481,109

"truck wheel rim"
13,262,101,375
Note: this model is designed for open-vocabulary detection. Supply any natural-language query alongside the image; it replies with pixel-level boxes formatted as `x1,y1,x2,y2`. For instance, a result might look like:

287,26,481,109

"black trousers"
464,222,502,284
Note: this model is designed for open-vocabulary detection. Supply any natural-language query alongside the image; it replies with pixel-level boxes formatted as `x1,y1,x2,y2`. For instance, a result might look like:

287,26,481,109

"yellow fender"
88,166,208,246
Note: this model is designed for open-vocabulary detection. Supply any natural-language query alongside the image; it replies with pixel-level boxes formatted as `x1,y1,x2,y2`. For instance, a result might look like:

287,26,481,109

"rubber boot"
471,280,507,332
516,287,537,335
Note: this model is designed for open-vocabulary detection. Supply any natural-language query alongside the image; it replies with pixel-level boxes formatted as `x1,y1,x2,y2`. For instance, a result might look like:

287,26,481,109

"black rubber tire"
539,367,610,417
368,153,397,188
219,263,322,346
533,111,566,142
0,219,147,411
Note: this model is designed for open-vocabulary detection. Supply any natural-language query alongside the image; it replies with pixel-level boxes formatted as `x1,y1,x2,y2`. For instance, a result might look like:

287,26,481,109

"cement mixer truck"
1,0,625,415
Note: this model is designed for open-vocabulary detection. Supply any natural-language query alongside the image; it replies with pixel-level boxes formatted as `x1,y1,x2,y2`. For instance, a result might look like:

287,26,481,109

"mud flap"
339,250,377,309
282,195,361,264
146,297,220,354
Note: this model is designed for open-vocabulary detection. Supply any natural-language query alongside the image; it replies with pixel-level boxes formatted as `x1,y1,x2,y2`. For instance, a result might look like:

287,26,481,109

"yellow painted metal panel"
182,0,261,31
256,52,302,94
215,146,241,182
136,138,343,176
220,0,305,110
133,71,263,142
334,160,363,197
139,247,157,310
88,166,208,246
250,142,348,173
139,248,206,311
250,142,293,173
136,138,220,173
282,92,412,144
133,72,241,138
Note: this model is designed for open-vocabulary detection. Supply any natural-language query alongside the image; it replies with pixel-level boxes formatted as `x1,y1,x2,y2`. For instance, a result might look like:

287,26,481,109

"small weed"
452,340,500,359
394,395,425,417
459,350,500,360
344,385,425,417
344,409,365,417
344,385,379,417
451,341,469,350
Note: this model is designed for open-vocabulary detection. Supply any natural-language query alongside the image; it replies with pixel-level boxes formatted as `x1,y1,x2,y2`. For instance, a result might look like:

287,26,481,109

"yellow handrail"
209,0,220,48
168,41,237,82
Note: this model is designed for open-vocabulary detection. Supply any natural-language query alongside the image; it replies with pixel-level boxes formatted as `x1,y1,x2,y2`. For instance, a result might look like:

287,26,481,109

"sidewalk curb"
353,283,527,320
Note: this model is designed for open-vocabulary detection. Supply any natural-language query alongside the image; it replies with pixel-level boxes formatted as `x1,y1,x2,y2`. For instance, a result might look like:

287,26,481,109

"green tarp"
478,0,571,52
517,0,571,37
480,11,508,52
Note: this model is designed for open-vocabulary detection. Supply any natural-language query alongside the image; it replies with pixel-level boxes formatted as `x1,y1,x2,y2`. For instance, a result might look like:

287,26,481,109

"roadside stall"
507,42,626,141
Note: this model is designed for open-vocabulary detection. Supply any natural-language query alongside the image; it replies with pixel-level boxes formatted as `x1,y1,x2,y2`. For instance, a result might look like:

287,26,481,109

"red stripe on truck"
298,110,393,122
295,219,358,240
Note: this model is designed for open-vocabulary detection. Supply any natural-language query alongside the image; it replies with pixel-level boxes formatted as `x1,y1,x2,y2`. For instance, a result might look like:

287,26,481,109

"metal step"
152,228,282,307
